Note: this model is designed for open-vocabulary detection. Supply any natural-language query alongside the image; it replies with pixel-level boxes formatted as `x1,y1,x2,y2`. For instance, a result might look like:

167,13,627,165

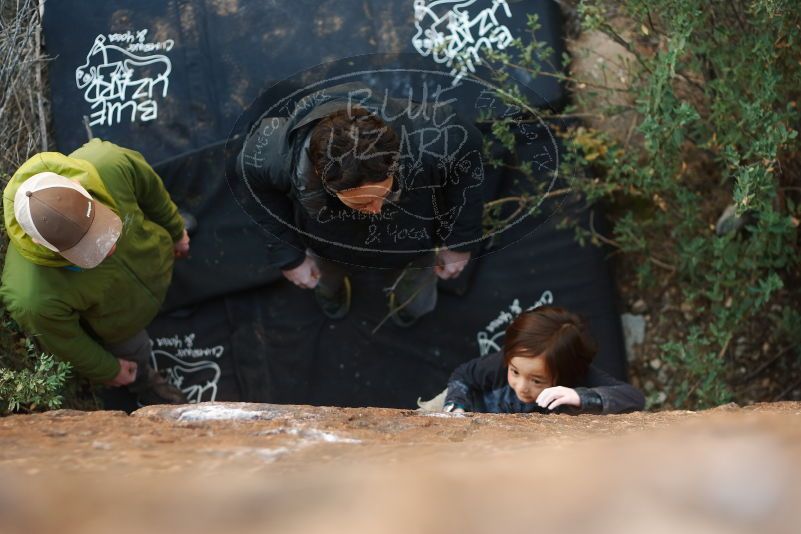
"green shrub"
480,0,801,408
0,336,71,414
0,193,85,414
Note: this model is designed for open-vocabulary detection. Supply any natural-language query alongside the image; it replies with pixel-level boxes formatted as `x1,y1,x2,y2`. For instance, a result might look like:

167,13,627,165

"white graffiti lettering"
76,31,173,127
412,0,515,85
153,350,222,404
151,332,224,403
477,291,554,356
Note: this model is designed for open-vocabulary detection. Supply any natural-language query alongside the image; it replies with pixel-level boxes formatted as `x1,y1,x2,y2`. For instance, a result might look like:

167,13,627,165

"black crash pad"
101,133,626,411
40,0,627,410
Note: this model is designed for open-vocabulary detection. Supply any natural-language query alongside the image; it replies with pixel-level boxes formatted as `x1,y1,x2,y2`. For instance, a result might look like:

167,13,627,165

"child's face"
507,355,554,404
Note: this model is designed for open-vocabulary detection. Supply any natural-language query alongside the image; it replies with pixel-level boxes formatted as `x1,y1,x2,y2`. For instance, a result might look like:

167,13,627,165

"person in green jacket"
1,139,190,405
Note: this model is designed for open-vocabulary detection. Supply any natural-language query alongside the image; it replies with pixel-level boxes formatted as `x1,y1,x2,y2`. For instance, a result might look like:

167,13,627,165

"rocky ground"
1,402,800,533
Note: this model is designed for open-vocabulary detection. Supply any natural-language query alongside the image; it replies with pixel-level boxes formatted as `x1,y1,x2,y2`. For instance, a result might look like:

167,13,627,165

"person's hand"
536,386,581,410
174,229,190,259
282,255,321,289
106,358,138,387
435,248,471,280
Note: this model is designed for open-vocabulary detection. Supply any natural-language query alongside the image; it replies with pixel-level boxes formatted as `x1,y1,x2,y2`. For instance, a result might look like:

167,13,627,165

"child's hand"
536,386,581,410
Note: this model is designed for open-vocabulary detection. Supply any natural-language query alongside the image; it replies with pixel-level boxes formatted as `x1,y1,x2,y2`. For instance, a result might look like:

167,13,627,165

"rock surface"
620,312,646,362
2,402,800,533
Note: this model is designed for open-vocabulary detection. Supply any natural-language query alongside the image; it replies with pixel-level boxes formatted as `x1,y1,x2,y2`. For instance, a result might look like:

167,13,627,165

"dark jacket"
235,82,485,270
445,351,646,414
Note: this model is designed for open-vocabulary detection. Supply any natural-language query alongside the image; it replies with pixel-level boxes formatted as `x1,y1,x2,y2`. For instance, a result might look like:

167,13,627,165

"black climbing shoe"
314,276,351,320
387,292,419,328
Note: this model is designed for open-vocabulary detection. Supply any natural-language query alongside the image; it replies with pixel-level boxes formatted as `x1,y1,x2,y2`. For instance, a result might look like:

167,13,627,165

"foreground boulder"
1,402,800,533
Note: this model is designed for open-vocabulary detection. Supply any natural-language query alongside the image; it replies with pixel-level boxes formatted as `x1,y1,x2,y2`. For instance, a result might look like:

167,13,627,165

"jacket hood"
3,151,119,267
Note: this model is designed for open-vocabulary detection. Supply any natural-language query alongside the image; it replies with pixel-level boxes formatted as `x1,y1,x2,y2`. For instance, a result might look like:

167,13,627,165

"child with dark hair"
443,306,645,414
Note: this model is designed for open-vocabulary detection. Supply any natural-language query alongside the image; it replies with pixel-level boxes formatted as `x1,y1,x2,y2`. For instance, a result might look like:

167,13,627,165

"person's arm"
9,300,121,383
235,118,306,270
573,365,646,414
120,147,185,243
430,114,485,279
444,351,506,412
535,365,645,414
437,114,485,254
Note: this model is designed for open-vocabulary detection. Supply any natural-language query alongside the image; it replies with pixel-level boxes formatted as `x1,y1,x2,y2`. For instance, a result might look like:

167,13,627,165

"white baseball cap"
13,172,122,268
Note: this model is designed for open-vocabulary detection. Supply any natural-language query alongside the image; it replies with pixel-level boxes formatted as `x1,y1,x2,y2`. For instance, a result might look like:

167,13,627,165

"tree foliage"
482,0,801,408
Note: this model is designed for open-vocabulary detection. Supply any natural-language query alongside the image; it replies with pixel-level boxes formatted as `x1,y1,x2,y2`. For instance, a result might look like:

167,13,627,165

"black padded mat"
154,138,283,311
42,0,627,410
101,136,626,410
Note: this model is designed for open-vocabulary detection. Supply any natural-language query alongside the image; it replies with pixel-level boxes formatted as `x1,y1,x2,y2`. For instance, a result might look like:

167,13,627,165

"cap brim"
58,201,122,269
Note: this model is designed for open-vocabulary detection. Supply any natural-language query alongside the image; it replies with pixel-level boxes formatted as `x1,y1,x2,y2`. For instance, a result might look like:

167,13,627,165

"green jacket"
1,139,184,382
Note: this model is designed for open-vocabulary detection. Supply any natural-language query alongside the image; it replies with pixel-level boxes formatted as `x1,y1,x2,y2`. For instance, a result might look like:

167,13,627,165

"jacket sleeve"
437,114,485,254
573,365,646,414
445,351,506,411
236,118,306,270
121,147,185,242
9,299,120,383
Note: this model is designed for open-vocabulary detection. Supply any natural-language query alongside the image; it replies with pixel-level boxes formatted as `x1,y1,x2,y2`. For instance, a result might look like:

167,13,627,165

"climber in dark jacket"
443,306,645,414
234,82,485,325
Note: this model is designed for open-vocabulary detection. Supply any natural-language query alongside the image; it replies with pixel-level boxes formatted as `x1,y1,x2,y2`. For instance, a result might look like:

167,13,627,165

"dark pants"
103,329,153,384
314,251,438,319
103,329,187,405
